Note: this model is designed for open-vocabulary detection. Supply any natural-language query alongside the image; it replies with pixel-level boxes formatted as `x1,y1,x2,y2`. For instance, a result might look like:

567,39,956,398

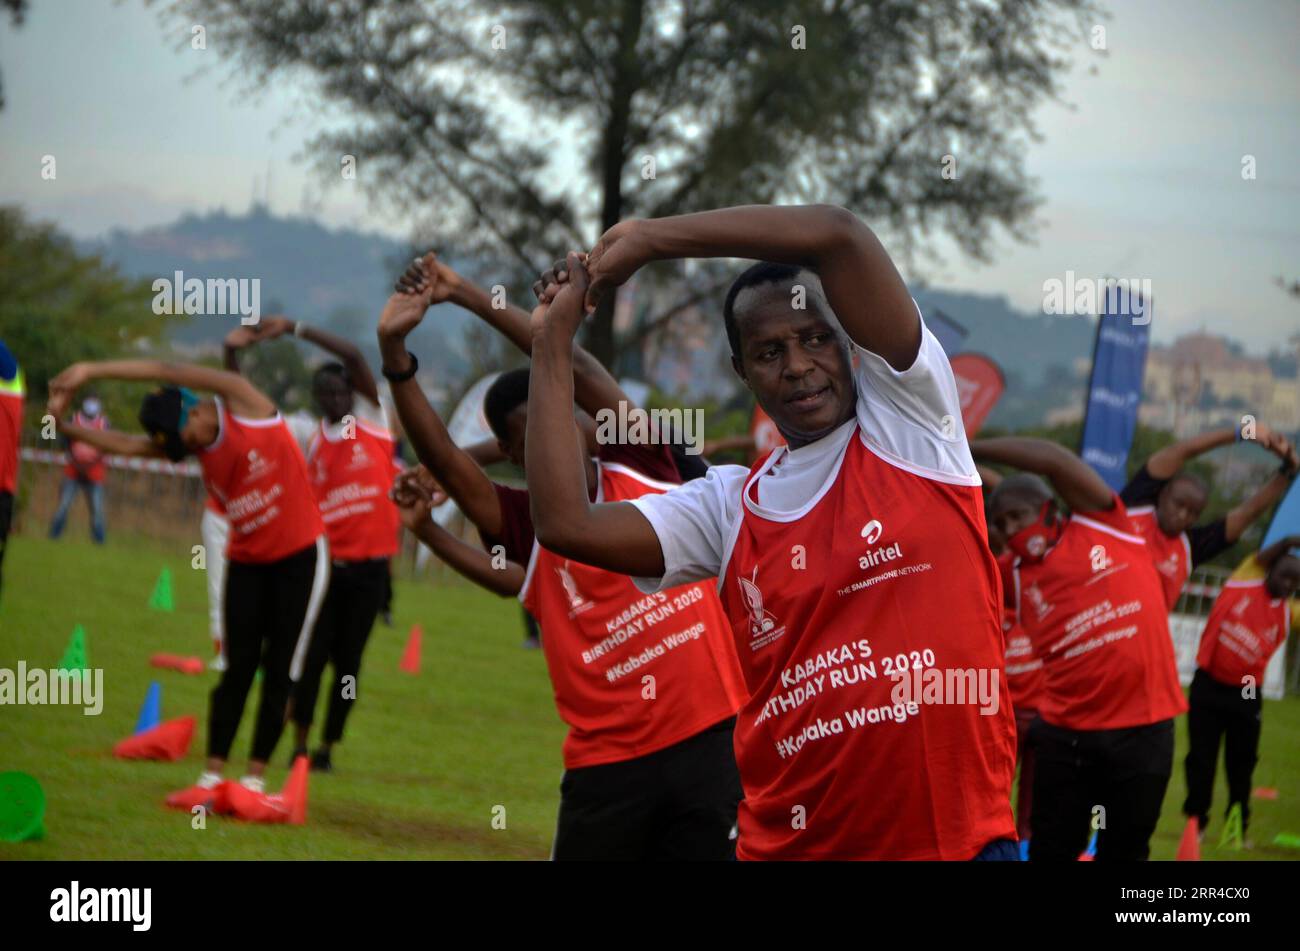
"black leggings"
209,538,328,763
1028,717,1173,862
291,558,388,744
552,717,742,861
1183,668,1262,833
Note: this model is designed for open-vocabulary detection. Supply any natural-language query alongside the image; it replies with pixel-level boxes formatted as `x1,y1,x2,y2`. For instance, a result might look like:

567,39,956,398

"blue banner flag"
1079,285,1151,490
1262,476,1300,548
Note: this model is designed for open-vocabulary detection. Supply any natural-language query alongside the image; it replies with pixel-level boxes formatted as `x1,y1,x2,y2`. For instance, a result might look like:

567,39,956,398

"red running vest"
521,461,747,770
718,433,1017,860
199,400,324,564
1196,578,1289,689
1127,506,1191,609
64,411,107,483
1012,499,1187,732
999,552,1045,711
306,416,400,561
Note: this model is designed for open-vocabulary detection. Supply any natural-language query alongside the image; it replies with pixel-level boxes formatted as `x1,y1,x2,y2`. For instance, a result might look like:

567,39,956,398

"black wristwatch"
382,351,419,383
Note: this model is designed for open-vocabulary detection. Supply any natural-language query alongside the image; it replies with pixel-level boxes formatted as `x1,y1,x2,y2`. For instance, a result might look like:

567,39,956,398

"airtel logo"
860,520,883,544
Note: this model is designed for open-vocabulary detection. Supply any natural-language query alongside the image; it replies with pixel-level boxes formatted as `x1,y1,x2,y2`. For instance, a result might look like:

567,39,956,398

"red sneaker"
165,783,219,812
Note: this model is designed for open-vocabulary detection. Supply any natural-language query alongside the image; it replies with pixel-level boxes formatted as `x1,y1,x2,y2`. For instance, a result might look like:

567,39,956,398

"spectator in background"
49,396,109,544
0,340,23,603
1183,534,1300,844
1122,426,1298,610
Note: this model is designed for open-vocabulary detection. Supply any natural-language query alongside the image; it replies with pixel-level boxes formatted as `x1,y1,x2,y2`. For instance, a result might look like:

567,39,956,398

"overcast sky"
1,0,1298,352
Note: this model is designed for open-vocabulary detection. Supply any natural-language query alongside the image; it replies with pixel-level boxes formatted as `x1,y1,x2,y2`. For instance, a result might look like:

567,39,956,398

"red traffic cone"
113,715,196,761
150,653,204,676
1176,816,1201,861
399,623,422,674
282,754,310,826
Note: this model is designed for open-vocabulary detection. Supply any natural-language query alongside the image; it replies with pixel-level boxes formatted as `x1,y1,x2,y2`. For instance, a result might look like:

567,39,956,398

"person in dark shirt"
1121,425,1298,609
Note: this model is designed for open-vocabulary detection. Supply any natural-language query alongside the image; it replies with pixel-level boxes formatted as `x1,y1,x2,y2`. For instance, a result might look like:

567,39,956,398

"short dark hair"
1165,471,1209,498
483,367,531,442
989,473,1054,510
722,261,807,357
312,361,350,389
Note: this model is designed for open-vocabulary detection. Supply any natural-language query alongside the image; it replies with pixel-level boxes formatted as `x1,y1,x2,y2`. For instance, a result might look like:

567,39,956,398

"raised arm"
526,253,667,577
376,277,505,538
1225,469,1297,543
1257,534,1300,573
392,467,524,597
585,205,919,370
407,252,632,418
47,359,273,419
1143,423,1294,480
57,424,163,459
970,437,1114,515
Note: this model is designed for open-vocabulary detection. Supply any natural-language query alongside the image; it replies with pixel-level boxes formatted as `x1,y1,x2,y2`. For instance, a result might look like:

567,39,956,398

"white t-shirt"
628,311,978,592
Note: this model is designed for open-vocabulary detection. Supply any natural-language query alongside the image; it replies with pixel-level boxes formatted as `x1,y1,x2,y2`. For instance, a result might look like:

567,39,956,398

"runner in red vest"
1184,534,1300,842
1121,426,1297,609
49,397,109,544
0,340,22,604
980,465,1045,842
518,205,1017,860
970,438,1187,861
378,255,746,860
225,318,400,773
48,358,328,816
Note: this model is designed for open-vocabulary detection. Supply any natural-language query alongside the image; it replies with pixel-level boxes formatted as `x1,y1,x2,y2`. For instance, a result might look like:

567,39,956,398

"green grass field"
1,532,1298,860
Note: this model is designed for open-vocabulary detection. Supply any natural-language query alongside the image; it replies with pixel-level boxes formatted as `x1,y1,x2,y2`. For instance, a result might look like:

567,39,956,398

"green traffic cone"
148,568,174,612
57,624,88,677
0,772,46,842
1219,802,1244,850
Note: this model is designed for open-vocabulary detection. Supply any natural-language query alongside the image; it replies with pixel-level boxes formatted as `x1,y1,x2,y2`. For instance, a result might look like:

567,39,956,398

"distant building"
1142,333,1300,436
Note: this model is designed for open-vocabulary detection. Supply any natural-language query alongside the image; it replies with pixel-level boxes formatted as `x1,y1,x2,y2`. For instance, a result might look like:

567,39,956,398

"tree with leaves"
154,0,1101,366
0,206,171,428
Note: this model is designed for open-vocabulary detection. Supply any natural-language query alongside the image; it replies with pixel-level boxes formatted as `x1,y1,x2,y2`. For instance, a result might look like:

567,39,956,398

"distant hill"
912,286,1098,429
82,205,477,380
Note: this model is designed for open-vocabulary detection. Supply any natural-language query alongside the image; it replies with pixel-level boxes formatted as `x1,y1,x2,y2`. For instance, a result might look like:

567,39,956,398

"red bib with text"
1013,502,1186,731
199,401,323,564
719,434,1016,861
1127,506,1191,610
307,418,400,561
1196,579,1289,689
522,462,746,770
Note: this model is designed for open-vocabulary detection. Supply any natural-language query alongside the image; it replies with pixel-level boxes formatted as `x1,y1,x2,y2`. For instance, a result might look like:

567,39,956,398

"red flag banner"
948,353,1005,437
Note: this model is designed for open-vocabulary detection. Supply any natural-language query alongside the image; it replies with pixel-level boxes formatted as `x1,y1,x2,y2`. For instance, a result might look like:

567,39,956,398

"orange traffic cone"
282,754,310,826
1176,816,1201,861
113,716,196,761
399,624,422,674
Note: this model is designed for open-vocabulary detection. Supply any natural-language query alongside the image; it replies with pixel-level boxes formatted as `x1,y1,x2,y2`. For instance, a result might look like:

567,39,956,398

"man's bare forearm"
454,277,630,415
1145,428,1235,480
410,518,523,597
971,437,1113,514
296,321,379,404
1225,472,1292,542
60,423,161,458
627,205,917,369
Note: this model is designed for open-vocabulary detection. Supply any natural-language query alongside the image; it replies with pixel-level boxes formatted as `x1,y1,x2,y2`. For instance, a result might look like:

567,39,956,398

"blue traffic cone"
134,681,162,735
